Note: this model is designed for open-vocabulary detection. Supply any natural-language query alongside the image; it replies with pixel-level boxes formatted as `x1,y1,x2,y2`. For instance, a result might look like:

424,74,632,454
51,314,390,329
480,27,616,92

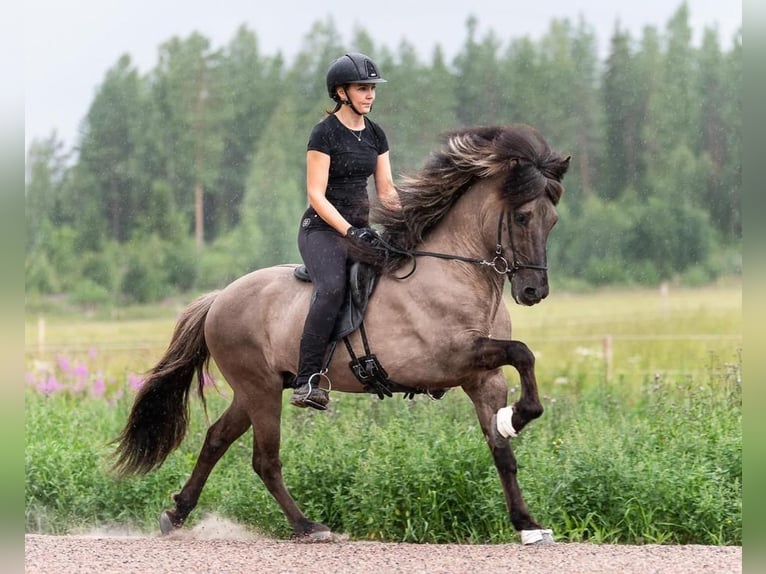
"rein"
374,211,548,280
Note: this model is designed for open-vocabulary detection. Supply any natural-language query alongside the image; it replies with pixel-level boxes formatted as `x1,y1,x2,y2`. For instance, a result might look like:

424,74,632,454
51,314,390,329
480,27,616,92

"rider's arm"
374,151,400,210
306,150,354,235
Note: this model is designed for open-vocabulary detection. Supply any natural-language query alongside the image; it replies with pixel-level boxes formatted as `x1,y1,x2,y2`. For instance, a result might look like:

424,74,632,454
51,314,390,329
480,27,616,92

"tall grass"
24,283,742,544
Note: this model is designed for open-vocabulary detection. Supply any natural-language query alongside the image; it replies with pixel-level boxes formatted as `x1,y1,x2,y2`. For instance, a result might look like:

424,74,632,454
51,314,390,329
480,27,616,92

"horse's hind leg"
246,389,332,540
159,399,251,534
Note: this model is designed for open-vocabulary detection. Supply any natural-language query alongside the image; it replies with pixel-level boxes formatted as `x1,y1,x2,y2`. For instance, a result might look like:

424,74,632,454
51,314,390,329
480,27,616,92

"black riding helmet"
326,52,387,106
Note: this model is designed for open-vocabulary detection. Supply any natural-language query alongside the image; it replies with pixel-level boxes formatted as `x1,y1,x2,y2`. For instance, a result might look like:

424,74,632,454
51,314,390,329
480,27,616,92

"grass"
24,281,742,544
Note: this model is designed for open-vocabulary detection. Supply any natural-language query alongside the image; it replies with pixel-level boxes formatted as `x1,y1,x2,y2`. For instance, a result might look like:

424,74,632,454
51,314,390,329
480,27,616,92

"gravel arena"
24,515,742,574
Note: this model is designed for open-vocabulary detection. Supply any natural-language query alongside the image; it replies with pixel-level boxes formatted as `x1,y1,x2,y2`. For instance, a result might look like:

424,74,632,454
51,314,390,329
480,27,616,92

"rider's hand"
346,226,380,245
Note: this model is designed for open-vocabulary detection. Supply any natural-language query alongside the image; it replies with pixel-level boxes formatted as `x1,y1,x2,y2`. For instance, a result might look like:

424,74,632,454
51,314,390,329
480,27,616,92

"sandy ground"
24,516,742,574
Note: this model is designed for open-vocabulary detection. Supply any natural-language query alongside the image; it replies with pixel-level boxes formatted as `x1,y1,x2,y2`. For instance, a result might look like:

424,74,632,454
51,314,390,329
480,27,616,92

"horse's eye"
513,212,529,226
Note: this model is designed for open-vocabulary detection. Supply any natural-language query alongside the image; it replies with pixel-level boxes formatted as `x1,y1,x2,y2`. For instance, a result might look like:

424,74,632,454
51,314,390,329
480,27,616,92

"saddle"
293,262,446,401
293,261,377,340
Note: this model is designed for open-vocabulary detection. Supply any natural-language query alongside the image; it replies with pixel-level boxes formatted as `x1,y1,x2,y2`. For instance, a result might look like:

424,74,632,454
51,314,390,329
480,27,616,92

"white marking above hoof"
495,406,518,438
521,529,554,545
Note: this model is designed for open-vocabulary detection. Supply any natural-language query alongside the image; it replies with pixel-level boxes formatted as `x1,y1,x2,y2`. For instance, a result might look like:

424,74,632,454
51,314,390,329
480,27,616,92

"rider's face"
339,83,376,112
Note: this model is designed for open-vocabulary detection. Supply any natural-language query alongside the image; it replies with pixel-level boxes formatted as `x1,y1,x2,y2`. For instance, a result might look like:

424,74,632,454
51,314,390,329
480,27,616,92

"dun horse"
112,124,570,545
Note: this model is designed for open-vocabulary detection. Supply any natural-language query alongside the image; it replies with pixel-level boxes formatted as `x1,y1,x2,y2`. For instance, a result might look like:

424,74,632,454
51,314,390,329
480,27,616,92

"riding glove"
346,226,380,245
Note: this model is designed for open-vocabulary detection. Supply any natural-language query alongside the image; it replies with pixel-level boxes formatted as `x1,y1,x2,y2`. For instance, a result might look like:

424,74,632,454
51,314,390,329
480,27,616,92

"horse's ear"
561,155,572,175
550,155,572,180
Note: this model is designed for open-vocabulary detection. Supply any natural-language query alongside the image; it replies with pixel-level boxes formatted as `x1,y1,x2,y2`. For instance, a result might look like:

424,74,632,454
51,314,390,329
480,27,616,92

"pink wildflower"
37,375,62,395
57,355,71,374
91,376,106,398
127,373,144,391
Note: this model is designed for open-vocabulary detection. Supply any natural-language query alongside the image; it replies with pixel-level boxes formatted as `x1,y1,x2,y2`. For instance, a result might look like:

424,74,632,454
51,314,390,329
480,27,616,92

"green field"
24,281,742,544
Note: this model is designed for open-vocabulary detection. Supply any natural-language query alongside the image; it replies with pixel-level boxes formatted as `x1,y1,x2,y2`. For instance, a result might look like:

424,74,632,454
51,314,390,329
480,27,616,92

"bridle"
373,211,548,280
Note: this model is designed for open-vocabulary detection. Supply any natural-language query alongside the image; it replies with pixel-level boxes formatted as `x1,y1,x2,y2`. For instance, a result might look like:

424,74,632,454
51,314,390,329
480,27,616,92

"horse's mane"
358,124,570,273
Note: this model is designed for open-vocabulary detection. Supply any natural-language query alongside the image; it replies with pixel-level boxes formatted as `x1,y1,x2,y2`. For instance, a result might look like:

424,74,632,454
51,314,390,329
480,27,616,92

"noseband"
484,211,548,275
375,211,548,280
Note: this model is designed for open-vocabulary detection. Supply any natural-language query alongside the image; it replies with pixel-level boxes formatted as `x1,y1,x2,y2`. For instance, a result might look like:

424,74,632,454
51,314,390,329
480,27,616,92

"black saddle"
293,261,378,341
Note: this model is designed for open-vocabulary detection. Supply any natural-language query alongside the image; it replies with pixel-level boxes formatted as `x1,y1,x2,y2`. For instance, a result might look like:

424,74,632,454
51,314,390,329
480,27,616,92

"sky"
24,0,742,154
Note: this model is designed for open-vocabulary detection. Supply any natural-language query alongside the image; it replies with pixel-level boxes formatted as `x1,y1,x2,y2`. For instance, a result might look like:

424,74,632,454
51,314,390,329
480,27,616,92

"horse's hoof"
159,510,182,535
295,523,333,542
521,529,554,545
306,529,333,542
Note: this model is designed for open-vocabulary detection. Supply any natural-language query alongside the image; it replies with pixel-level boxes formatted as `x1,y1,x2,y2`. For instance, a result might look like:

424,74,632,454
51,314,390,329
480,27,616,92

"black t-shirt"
304,114,389,229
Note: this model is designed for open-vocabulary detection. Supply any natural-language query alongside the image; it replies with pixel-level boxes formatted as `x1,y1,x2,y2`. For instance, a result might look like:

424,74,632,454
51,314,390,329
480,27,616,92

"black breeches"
296,227,348,377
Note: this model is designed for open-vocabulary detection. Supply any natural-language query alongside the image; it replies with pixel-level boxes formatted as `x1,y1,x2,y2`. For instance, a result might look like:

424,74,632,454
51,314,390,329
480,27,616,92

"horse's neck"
415,182,507,306
423,181,502,267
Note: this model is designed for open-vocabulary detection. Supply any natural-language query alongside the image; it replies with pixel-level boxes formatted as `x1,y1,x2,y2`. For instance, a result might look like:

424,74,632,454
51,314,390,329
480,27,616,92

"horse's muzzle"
512,280,549,306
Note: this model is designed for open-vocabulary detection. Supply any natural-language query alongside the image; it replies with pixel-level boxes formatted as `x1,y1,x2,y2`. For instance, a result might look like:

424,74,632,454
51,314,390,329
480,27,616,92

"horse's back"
204,264,309,368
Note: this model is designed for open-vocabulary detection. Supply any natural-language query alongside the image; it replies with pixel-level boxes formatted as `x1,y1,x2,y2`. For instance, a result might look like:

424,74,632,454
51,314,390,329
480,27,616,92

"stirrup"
290,372,331,411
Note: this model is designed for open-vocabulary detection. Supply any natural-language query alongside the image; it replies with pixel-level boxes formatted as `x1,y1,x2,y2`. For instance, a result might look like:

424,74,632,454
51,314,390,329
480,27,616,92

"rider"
291,52,400,410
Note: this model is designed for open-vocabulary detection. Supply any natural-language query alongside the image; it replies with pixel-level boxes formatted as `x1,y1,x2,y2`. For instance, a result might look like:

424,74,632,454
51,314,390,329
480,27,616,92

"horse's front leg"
462,370,552,544
473,338,543,436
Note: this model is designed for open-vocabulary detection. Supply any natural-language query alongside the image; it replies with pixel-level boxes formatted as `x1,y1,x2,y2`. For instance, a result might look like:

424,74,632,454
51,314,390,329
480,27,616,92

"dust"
74,523,145,539
76,513,265,541
166,513,264,541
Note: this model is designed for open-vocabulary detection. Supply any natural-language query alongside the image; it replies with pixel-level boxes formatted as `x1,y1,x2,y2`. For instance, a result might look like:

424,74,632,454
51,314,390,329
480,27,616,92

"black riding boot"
291,333,331,410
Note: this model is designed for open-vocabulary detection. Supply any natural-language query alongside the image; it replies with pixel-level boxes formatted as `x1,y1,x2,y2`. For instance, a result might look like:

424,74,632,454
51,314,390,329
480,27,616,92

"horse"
111,124,571,545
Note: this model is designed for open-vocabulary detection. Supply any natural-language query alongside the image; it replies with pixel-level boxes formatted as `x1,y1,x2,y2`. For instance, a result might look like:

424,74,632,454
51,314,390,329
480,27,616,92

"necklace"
347,127,363,141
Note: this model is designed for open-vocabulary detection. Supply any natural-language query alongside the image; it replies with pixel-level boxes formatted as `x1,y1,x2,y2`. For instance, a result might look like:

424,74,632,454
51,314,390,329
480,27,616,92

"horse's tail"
111,290,220,477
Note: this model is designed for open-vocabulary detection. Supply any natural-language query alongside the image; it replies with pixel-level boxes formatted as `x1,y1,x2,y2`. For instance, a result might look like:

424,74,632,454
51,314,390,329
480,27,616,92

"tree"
149,32,223,248
641,5,699,195
72,54,145,248
525,17,601,205
566,17,602,199
238,18,344,269
698,27,741,240
25,133,70,253
211,26,284,237
633,25,663,194
243,95,306,267
453,16,504,126
25,133,72,294
373,43,458,175
502,36,546,124
601,26,643,199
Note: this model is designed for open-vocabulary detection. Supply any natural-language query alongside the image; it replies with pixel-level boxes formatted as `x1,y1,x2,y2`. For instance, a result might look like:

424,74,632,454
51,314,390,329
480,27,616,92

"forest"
24,4,742,306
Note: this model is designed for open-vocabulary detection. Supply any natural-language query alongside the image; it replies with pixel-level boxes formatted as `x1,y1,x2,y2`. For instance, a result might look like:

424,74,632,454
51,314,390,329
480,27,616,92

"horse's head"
504,194,561,306
496,128,571,306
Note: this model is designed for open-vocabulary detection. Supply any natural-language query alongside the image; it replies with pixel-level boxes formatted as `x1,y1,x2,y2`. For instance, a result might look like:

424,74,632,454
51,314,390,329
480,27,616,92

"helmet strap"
339,85,364,116
344,101,364,116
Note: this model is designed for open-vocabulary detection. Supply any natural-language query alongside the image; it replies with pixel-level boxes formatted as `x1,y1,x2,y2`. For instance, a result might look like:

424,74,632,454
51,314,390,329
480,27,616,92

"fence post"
603,334,613,383
660,281,670,316
37,316,46,357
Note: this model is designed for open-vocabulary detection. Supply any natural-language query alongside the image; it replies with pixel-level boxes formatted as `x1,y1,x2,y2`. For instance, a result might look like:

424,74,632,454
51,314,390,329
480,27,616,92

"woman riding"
291,52,400,410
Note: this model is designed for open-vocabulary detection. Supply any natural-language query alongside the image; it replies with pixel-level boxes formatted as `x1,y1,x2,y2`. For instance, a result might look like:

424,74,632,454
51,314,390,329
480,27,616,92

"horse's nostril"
524,287,538,299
